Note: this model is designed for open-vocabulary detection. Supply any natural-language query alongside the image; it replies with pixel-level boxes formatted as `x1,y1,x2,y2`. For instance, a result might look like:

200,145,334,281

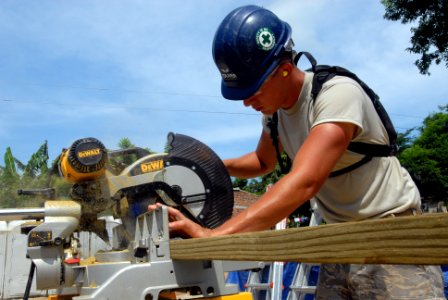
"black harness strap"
328,155,373,178
306,62,398,158
267,51,398,177
267,112,290,174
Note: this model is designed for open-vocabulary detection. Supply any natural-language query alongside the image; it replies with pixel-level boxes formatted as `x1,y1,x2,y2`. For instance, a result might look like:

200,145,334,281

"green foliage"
23,141,49,178
0,137,160,209
242,178,267,195
398,105,448,201
108,137,155,174
232,152,290,195
0,142,53,208
3,147,17,178
381,0,448,75
232,178,248,189
117,137,138,166
396,127,416,154
50,177,72,200
0,147,20,207
231,151,312,226
118,137,135,149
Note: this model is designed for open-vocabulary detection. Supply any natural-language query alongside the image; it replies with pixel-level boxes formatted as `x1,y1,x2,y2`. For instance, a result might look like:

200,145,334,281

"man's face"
243,69,282,115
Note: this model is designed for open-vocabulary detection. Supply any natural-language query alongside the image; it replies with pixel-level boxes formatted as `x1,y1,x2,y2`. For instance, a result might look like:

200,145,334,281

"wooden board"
170,213,448,265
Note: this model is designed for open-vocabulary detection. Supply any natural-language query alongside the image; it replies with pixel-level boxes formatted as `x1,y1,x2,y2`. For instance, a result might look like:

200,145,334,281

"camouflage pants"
315,264,446,300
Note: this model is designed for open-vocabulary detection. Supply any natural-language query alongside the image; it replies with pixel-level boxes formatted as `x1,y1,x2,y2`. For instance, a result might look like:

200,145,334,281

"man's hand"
147,203,213,238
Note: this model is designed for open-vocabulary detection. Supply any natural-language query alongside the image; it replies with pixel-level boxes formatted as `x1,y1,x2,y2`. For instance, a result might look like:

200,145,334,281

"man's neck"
281,69,304,110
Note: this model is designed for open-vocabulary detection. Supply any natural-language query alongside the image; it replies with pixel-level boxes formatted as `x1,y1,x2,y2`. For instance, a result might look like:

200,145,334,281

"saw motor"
59,137,108,183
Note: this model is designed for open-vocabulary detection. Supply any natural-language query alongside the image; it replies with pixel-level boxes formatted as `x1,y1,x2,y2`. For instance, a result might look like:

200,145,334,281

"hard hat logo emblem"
256,27,275,51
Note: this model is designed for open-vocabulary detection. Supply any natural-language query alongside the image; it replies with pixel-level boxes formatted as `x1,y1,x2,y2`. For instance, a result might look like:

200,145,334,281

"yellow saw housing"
59,137,107,183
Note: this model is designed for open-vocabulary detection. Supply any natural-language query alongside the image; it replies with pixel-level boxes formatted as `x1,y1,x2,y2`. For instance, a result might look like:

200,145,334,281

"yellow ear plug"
282,71,288,77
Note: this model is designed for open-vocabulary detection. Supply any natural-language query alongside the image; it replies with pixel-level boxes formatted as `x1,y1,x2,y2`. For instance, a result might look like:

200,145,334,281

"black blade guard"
165,132,234,228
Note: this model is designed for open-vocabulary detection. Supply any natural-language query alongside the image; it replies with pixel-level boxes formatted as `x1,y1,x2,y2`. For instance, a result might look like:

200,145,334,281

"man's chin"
261,108,275,115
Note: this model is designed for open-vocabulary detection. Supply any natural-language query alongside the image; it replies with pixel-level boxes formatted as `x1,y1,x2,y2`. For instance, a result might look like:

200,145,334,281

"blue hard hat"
212,5,292,100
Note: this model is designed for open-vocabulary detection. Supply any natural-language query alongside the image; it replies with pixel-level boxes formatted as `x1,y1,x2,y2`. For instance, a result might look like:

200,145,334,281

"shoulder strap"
294,51,317,72
294,52,399,176
312,66,398,157
267,112,290,174
328,155,372,178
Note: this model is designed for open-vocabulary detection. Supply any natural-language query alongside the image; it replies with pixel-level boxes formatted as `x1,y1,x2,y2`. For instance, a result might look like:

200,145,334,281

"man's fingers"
166,206,186,220
147,202,163,212
147,203,211,238
168,220,184,231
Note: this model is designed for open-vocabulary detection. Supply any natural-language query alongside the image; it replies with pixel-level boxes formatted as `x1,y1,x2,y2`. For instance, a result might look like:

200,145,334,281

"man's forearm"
223,152,273,178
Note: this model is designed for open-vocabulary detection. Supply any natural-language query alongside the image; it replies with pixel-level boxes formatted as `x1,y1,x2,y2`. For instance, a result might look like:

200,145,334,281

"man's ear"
278,62,293,78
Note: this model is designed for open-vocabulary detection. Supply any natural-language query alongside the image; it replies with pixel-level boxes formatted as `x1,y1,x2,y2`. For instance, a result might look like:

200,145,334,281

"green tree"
20,141,49,180
234,152,291,195
396,128,416,154
0,147,20,207
381,0,448,75
0,137,160,208
398,105,448,201
0,141,55,208
232,177,248,189
2,147,18,179
238,152,312,226
108,137,155,174
118,137,135,149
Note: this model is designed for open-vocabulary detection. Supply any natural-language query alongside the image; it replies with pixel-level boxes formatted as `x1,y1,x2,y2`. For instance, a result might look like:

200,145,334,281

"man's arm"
213,121,356,234
151,121,356,238
223,129,278,178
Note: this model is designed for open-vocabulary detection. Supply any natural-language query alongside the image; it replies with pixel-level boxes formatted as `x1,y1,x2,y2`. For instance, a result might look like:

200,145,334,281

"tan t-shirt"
263,72,420,223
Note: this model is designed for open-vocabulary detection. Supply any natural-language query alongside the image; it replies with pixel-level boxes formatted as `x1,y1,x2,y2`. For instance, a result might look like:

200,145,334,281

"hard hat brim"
220,59,280,101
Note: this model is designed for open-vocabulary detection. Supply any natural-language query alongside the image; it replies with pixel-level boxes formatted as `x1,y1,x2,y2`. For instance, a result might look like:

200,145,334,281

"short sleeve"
311,78,366,137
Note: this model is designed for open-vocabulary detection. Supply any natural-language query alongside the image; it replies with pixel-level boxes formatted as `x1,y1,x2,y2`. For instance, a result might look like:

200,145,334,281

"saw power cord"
23,261,35,300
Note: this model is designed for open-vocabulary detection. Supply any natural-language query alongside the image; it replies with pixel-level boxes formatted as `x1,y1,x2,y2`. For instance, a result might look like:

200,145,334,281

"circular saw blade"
164,132,234,228
158,164,207,219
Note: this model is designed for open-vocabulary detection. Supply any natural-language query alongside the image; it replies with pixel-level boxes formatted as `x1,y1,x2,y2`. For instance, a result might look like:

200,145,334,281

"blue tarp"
442,265,448,297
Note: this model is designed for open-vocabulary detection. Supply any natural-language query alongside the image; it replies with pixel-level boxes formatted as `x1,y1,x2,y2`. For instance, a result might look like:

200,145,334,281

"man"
150,5,445,299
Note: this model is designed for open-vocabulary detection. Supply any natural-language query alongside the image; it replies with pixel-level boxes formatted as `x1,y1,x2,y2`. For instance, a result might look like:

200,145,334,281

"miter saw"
0,133,259,300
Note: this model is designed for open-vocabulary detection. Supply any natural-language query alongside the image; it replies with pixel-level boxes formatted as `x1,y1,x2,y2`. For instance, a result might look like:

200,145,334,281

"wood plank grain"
169,213,448,264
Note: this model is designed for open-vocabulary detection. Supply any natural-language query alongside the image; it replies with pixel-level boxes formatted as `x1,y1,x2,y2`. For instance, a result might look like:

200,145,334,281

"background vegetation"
381,0,448,75
0,138,153,208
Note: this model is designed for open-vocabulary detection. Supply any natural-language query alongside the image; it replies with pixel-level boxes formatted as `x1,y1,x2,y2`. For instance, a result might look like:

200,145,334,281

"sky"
0,0,447,166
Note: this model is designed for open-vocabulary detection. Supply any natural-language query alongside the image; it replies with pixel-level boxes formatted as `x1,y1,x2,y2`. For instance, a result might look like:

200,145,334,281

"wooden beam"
170,213,448,265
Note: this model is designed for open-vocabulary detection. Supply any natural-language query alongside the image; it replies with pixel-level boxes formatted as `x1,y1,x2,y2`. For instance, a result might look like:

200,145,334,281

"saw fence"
170,212,448,265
